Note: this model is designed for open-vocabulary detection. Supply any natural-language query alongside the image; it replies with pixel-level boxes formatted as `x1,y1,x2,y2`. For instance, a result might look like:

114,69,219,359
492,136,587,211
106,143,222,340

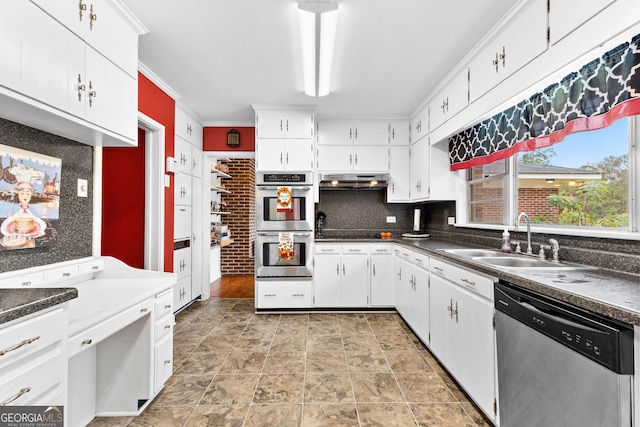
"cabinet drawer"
256,281,312,308
0,308,63,370
413,252,429,270
342,244,369,254
370,244,392,255
44,264,79,283
0,350,63,407
397,247,414,262
154,315,174,341
79,258,104,275
0,271,45,288
431,258,495,300
315,244,340,254
154,334,173,393
154,290,174,320
68,299,153,357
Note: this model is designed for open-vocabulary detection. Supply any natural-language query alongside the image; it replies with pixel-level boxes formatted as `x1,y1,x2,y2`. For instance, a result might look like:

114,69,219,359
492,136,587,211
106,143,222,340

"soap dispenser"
500,228,512,253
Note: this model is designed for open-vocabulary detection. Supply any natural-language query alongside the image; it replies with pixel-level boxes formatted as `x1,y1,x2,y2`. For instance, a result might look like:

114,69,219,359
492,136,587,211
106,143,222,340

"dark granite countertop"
0,288,78,326
317,235,640,326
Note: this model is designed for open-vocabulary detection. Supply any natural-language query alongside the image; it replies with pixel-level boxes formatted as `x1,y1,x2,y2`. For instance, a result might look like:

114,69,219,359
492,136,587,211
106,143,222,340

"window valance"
448,33,640,171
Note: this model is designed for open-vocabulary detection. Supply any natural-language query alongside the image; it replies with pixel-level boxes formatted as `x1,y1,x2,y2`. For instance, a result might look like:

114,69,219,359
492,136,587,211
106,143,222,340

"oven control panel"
259,173,310,185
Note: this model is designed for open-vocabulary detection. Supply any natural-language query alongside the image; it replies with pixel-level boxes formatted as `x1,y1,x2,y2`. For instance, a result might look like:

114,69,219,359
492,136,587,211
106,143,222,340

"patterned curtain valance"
449,33,640,171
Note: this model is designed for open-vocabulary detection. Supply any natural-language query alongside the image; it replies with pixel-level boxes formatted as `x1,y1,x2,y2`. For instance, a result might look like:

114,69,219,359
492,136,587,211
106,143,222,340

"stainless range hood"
318,173,388,189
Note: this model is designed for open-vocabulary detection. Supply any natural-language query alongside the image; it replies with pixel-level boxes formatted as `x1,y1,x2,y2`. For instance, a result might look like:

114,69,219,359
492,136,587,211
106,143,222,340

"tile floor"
89,298,492,427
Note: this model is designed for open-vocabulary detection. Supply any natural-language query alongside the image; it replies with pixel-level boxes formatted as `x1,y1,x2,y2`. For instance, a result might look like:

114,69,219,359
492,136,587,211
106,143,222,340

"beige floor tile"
338,320,373,334
384,350,434,373
306,351,348,372
368,322,406,335
395,373,457,403
342,334,380,352
244,403,303,427
253,373,305,404
210,321,249,336
242,322,278,336
222,312,254,323
461,402,493,427
375,334,416,351
308,321,341,335
364,313,397,323
199,374,260,405
271,333,307,352
350,372,405,403
218,352,267,374
248,313,281,323
127,405,193,427
263,351,306,373
231,335,273,352
345,350,391,372
302,403,359,427
194,334,237,353
307,334,344,352
357,402,417,427
441,375,470,403
185,405,249,427
174,352,228,376
308,313,338,323
304,373,355,403
151,375,212,407
410,403,475,427
87,416,132,426
276,322,309,335
280,313,309,324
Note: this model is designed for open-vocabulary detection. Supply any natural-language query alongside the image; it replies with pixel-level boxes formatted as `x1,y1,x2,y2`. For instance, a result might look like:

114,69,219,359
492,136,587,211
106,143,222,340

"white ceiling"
120,0,517,124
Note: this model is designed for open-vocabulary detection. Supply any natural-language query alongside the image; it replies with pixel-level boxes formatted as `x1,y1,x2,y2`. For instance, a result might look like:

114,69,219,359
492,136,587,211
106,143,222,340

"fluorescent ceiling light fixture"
298,1,338,97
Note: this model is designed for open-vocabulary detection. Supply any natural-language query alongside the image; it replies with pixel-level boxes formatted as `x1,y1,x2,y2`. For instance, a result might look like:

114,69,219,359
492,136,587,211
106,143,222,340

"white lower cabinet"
369,245,394,306
256,280,312,308
153,289,174,394
314,244,369,308
429,258,497,422
173,246,192,311
393,247,429,342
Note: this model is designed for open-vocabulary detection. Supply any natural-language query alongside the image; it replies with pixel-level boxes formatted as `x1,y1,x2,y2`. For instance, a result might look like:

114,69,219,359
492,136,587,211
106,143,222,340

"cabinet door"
175,106,201,147
191,177,202,301
453,286,496,419
389,121,409,146
317,145,353,171
284,139,314,171
21,2,83,116
370,254,394,306
429,273,454,363
313,253,341,307
411,265,430,343
549,0,616,45
174,205,191,240
174,173,192,206
191,146,203,178
353,146,388,172
394,256,412,321
317,121,352,145
174,247,191,280
409,137,430,201
256,139,286,171
256,110,285,138
388,146,410,203
284,111,314,139
173,276,192,312
353,120,389,145
410,107,428,144
429,144,456,201
340,255,369,307
430,69,469,131
0,0,21,90
174,137,193,175
84,45,137,139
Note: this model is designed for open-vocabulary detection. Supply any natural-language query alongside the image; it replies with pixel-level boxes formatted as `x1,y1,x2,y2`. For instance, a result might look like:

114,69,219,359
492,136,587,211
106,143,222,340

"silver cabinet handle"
2,387,31,406
372,264,376,276
164,359,171,364
82,339,92,346
460,278,475,287
433,266,443,273
0,336,40,356
164,325,171,330
140,307,149,313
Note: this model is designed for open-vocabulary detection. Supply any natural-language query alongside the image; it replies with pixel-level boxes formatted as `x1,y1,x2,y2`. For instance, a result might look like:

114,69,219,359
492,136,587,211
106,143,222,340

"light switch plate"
77,179,88,197
448,216,456,225
164,174,171,187
386,216,396,223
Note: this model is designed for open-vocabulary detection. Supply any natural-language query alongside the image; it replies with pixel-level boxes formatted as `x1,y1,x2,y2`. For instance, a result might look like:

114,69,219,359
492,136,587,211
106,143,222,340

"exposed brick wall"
220,159,255,275
518,187,559,223
470,187,504,224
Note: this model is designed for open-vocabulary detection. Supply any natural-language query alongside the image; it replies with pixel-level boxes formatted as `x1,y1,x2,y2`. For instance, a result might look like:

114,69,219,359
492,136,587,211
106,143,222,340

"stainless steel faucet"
516,212,533,254
549,238,560,263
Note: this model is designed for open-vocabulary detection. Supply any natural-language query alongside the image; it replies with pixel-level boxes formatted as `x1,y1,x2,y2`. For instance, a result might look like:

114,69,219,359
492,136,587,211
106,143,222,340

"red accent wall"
138,73,176,272
203,127,255,152
101,128,146,268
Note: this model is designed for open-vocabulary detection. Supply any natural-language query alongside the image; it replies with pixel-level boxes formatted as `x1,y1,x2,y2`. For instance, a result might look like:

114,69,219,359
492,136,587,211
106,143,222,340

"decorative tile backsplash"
0,118,93,273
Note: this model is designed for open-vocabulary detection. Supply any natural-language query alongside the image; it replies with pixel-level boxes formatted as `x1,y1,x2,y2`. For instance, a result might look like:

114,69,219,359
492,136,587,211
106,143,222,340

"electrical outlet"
386,216,396,223
448,216,455,225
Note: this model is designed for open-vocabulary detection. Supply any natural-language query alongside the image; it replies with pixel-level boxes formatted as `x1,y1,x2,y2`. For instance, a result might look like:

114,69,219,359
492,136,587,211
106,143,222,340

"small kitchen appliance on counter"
402,208,429,238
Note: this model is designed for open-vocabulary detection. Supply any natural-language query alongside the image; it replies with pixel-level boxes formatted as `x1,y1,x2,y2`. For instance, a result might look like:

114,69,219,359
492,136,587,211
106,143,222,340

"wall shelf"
211,187,231,194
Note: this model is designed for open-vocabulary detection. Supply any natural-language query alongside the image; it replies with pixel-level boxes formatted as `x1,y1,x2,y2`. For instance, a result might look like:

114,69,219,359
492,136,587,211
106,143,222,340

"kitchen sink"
444,249,510,258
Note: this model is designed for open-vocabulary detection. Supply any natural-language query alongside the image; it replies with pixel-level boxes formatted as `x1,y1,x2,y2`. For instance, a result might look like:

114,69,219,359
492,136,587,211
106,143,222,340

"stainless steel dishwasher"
495,281,634,427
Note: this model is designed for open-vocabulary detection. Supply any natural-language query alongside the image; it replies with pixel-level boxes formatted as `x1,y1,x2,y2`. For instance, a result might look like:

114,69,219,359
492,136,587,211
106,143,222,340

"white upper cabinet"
256,139,313,172
549,0,616,45
469,0,548,103
389,121,410,146
317,120,388,145
174,137,193,175
409,136,430,201
256,110,314,139
428,69,469,132
388,146,410,203
0,1,21,89
410,106,428,144
175,105,203,148
29,0,138,77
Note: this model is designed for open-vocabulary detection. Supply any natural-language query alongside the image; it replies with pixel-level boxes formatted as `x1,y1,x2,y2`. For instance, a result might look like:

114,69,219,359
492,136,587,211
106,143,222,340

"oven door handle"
257,186,311,191
257,232,312,237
